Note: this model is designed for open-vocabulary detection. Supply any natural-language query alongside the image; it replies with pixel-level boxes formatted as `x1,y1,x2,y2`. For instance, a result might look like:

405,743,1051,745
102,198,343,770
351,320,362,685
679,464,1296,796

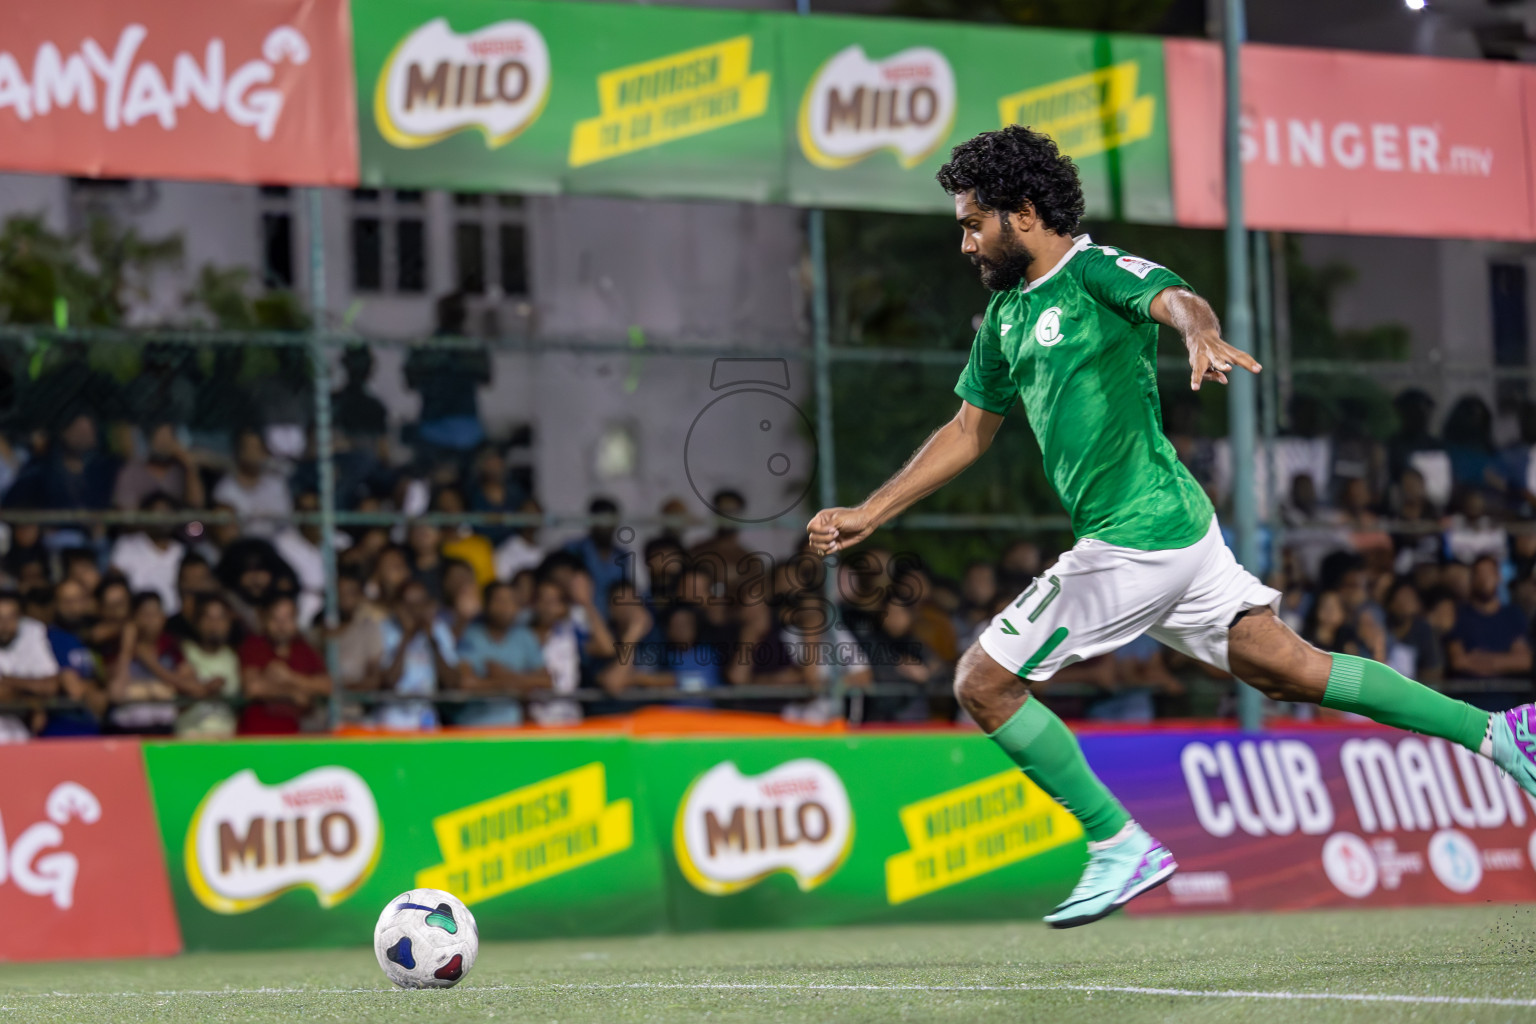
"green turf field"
6,906,1536,1023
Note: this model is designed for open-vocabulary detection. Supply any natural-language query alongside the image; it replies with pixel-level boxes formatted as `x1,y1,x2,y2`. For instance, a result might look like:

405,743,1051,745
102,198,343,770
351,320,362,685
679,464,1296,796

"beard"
970,225,1035,292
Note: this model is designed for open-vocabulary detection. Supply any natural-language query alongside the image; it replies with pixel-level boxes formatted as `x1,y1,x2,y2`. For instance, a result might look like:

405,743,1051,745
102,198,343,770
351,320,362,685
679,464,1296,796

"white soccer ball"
373,888,479,989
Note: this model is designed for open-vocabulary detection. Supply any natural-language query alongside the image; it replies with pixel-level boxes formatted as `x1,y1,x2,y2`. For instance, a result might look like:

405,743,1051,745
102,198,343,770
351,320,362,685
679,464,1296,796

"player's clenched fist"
806,506,876,556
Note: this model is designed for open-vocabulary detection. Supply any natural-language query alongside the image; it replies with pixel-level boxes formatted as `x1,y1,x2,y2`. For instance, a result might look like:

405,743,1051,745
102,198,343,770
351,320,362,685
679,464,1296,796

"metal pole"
1252,231,1279,568
308,188,342,729
1269,231,1292,433
1223,0,1263,732
799,0,844,717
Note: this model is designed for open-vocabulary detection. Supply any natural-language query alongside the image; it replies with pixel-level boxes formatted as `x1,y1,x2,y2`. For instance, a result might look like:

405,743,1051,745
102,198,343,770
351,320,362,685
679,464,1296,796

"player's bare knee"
953,644,1024,720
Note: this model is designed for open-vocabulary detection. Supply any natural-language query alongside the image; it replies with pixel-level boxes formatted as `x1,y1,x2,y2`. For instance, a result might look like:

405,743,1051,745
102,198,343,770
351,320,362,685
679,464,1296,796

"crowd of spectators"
2,367,1535,736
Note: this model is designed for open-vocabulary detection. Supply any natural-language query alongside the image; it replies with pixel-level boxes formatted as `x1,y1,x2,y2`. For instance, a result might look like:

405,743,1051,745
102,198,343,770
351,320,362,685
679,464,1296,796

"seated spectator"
106,592,192,735
725,595,799,689
494,497,546,582
193,502,244,567
894,562,959,665
88,577,133,658
407,521,446,601
1338,477,1392,571
62,547,103,595
641,534,686,609
1302,590,1360,656
689,490,752,596
216,537,297,636
468,447,527,548
109,492,187,613
782,589,872,723
212,430,292,538
522,573,616,726
380,579,459,731
340,522,392,580
595,580,659,696
370,544,415,606
1388,467,1443,575
1444,488,1508,565
435,488,495,587
326,569,384,695
238,594,331,734
0,589,60,738
1442,394,1502,496
455,581,549,727
443,559,482,642
1446,555,1533,688
563,497,628,612
2,523,47,584
175,595,241,738
1384,577,1443,684
113,422,206,511
956,561,999,648
273,490,352,626
165,554,217,642
3,412,119,513
42,579,106,735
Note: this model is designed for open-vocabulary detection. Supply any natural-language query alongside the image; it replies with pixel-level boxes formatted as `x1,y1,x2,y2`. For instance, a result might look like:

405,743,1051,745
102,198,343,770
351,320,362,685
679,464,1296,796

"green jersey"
954,234,1212,551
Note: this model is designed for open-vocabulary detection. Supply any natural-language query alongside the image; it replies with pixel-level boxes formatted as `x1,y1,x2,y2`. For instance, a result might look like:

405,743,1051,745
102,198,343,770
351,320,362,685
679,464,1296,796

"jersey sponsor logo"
999,324,1013,337
1033,307,1065,347
1115,254,1162,279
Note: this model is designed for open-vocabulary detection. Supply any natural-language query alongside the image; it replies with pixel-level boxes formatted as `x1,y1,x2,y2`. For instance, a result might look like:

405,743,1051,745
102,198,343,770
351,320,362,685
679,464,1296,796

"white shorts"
978,516,1280,681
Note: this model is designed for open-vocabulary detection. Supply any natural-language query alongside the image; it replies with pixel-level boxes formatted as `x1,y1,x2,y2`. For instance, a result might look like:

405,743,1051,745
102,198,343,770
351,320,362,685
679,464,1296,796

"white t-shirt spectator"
273,527,352,625
0,618,59,678
109,533,187,614
529,618,581,727
212,472,293,538
494,534,544,582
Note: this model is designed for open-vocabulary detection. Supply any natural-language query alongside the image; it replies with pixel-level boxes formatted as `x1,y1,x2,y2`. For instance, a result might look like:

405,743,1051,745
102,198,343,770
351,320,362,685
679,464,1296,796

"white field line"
10,982,1536,1008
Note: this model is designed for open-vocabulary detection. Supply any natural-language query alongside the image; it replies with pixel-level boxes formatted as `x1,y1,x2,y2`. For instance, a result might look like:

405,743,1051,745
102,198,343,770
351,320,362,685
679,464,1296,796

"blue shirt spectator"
562,497,629,611
455,582,547,727
1446,556,1533,683
380,581,459,731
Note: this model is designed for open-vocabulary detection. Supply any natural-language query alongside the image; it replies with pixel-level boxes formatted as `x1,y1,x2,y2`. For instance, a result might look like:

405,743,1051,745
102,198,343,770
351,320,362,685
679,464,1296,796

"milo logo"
797,44,956,170
674,759,853,895
186,766,381,914
374,17,551,149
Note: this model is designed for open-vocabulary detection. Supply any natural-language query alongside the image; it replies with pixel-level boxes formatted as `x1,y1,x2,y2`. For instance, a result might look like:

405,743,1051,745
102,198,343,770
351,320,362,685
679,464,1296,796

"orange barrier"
331,705,849,739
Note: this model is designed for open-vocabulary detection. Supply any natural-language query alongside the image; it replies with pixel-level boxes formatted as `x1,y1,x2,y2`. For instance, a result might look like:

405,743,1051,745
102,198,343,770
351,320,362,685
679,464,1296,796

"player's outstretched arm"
806,400,1004,555
1150,286,1262,391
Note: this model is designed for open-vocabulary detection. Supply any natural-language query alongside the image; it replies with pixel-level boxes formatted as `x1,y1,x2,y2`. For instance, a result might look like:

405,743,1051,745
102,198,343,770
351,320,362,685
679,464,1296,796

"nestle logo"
1167,871,1232,904
281,786,348,809
880,63,933,82
467,37,525,58
759,777,819,799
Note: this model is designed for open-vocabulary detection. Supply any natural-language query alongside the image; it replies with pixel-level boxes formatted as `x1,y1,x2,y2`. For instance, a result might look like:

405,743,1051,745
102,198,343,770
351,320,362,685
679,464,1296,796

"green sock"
990,698,1131,842
1322,653,1490,752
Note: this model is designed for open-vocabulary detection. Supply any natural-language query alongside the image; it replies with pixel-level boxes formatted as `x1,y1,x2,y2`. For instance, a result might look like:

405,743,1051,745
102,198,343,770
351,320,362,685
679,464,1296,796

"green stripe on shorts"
1018,626,1069,678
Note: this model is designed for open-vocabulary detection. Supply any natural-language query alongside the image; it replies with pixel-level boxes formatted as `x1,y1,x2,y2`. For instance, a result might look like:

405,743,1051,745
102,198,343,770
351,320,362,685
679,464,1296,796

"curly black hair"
935,126,1085,236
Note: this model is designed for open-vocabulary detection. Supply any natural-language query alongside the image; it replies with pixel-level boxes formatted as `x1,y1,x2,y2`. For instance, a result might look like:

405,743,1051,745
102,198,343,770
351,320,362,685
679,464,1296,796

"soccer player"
806,125,1536,928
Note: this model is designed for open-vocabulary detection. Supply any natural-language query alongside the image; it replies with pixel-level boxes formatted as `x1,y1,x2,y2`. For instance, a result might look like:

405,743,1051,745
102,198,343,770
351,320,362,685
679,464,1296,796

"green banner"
636,734,1085,931
355,0,786,202
143,734,1085,949
781,16,1172,220
353,0,1174,220
142,737,664,950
